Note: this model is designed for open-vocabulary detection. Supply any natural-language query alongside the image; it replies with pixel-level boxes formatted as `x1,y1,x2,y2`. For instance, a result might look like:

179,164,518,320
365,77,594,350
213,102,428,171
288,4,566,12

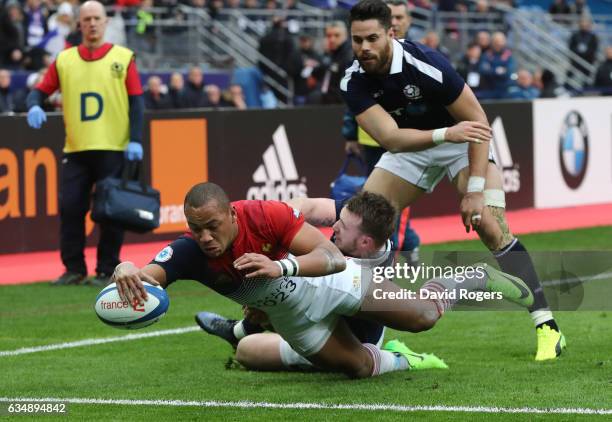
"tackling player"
114,182,534,379
196,194,445,371
341,0,564,360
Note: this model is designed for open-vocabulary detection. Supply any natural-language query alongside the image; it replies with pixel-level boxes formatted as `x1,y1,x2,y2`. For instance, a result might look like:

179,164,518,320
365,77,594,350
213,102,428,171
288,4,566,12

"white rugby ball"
94,282,169,329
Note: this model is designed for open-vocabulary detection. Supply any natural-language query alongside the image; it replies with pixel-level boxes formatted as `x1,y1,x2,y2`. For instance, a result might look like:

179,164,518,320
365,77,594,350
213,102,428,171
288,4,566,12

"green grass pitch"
1,227,611,421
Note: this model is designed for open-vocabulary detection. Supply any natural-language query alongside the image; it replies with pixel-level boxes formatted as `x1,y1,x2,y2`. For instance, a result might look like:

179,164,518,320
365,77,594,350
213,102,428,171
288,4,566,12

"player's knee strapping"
484,189,506,208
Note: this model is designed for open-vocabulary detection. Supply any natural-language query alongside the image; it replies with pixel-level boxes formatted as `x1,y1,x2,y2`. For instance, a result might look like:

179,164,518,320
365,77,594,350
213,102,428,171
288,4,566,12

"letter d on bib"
81,92,103,121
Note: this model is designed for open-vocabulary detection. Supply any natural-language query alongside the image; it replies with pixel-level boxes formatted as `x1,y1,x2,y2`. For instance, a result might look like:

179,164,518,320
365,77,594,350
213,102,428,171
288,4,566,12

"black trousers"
59,151,124,275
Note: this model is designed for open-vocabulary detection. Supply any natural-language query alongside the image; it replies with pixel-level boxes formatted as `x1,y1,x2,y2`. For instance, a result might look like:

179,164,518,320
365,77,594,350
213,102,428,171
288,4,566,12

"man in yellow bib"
26,0,144,287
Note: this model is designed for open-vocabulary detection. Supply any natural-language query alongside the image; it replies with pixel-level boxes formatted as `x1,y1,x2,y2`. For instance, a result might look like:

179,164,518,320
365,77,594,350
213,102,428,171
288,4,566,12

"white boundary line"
0,397,610,415
542,270,612,287
0,326,199,357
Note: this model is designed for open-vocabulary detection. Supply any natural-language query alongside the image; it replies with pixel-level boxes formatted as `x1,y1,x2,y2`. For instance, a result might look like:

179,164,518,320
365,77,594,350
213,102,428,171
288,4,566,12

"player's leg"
195,311,265,348
56,152,91,285
363,153,431,260
235,333,289,371
306,318,446,378
453,162,565,360
362,167,424,212
234,318,385,372
354,267,533,333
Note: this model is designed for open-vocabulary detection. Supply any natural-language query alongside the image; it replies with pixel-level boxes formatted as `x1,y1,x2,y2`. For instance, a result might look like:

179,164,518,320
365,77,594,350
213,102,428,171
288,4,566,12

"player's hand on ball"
113,262,159,305
446,121,492,144
461,192,485,233
234,253,282,279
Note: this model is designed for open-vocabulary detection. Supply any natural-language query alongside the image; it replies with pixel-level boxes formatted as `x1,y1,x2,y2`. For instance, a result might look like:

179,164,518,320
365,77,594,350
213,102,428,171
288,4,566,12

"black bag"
91,161,161,233
330,153,368,202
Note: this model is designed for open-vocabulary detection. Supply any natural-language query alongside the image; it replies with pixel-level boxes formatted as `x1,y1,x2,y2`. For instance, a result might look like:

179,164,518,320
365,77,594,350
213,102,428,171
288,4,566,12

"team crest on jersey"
110,62,124,78
262,243,272,252
154,246,173,262
403,84,422,100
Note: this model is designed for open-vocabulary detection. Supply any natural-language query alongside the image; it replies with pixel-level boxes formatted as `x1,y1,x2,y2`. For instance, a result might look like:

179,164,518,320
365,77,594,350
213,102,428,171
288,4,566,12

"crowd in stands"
1,0,612,115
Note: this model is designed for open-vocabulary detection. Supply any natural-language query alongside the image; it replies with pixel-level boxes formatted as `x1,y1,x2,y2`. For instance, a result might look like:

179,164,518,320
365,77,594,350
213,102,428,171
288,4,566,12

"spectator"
538,68,568,98
0,68,26,113
481,31,515,99
287,34,322,105
23,0,48,47
257,15,295,103
228,83,247,109
386,0,412,40
475,30,491,54
456,42,486,94
420,30,450,58
548,0,571,25
204,83,233,108
144,75,171,109
43,2,74,58
0,1,25,69
209,0,226,20
568,18,599,83
594,46,612,95
182,65,208,108
570,0,590,20
168,71,186,108
309,20,353,104
469,0,500,35
134,0,155,53
506,69,540,99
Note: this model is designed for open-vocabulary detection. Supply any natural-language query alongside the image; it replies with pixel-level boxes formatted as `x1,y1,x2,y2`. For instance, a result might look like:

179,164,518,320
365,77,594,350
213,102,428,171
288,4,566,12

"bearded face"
351,19,394,75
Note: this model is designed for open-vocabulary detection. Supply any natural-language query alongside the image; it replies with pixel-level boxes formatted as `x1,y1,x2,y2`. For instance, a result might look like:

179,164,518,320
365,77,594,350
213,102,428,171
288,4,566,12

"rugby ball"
94,282,169,329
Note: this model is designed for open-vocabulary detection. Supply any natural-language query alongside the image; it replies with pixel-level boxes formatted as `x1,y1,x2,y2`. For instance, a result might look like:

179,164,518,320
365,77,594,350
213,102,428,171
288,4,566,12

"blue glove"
125,142,143,161
27,105,47,129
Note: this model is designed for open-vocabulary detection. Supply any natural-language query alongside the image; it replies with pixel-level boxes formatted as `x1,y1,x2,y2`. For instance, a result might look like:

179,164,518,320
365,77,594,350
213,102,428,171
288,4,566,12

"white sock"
232,320,247,340
363,343,409,376
530,309,554,327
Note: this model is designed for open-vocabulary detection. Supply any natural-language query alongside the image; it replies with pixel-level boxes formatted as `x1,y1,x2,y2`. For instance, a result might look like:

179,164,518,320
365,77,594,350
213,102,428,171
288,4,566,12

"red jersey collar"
77,43,113,61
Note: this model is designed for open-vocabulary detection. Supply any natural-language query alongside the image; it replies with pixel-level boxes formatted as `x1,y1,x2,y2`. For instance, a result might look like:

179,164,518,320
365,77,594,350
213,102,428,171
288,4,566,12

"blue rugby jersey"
341,39,465,130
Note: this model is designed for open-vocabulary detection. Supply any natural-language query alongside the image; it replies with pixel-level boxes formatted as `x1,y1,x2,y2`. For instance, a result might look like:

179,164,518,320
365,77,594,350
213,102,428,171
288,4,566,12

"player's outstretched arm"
356,104,491,153
286,197,337,227
113,262,168,304
235,223,346,279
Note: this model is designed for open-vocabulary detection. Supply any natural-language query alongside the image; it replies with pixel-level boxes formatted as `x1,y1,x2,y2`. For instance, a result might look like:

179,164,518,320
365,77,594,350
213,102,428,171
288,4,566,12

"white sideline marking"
0,326,199,357
542,270,612,287
0,397,610,415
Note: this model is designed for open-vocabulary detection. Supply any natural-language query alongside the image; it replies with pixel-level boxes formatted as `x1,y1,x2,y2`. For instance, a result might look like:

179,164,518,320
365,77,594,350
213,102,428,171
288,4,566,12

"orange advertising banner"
150,119,208,233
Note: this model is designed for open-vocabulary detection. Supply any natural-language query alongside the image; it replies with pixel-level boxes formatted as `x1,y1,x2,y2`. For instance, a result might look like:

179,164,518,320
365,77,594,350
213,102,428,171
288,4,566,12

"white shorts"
279,326,386,370
375,143,494,193
265,259,372,357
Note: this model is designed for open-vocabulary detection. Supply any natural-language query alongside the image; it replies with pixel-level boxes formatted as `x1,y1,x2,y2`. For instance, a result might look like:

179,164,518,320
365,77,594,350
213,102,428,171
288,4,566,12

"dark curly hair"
349,0,392,30
345,191,397,246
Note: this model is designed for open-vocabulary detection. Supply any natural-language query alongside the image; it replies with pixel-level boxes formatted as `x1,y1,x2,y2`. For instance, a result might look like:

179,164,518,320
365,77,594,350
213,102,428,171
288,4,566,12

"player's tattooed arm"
287,222,346,276
286,197,337,227
318,243,347,273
